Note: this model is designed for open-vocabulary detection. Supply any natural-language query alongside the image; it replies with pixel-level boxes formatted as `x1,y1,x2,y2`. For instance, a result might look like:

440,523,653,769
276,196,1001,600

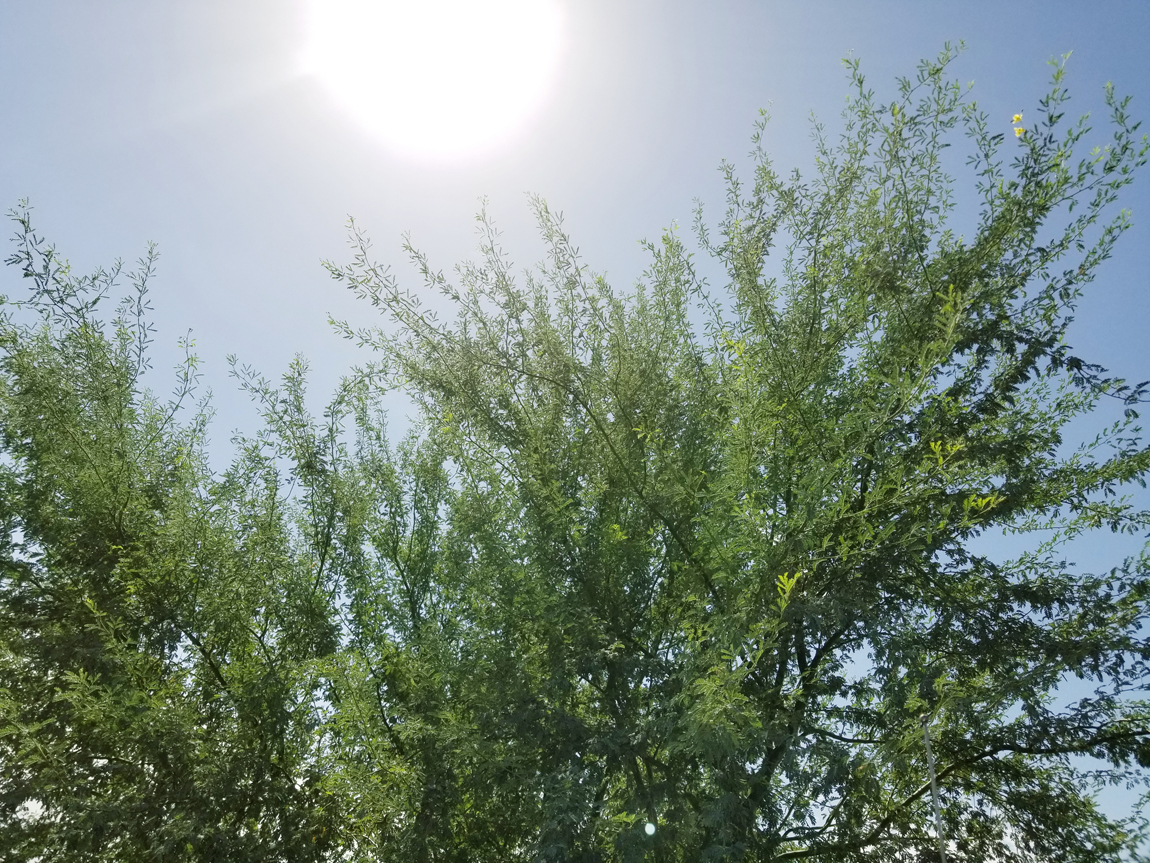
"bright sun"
302,0,564,161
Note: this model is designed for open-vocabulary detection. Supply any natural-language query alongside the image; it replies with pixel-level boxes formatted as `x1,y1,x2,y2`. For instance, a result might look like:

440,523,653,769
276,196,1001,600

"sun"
302,0,564,161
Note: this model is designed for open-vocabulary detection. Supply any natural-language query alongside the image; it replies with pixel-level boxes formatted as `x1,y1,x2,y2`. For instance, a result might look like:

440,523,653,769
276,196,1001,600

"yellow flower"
1014,126,1024,137
1012,113,1023,123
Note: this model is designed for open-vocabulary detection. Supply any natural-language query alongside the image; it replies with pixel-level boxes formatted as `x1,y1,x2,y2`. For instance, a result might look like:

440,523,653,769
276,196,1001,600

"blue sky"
2,0,1149,825
3,1,1147,448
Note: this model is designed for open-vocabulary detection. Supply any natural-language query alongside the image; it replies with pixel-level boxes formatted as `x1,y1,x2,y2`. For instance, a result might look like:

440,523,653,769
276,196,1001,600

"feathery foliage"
2,47,1148,862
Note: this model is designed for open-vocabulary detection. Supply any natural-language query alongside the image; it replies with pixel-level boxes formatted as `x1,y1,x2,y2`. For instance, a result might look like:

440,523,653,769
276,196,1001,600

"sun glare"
302,0,564,161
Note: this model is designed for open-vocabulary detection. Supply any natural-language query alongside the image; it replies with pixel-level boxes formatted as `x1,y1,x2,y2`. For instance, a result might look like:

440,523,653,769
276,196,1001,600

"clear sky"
2,0,1149,821
3,1,1148,447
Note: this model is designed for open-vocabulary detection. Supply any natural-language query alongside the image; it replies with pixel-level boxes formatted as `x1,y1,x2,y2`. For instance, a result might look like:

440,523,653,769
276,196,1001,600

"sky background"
2,0,1149,823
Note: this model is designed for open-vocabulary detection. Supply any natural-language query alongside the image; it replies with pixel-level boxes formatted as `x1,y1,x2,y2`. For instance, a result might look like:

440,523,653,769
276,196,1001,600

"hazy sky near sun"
2,0,1148,448
2,0,1150,824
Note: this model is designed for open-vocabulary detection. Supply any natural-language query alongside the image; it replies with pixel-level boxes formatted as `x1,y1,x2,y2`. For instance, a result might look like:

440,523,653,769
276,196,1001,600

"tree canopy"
2,48,1149,862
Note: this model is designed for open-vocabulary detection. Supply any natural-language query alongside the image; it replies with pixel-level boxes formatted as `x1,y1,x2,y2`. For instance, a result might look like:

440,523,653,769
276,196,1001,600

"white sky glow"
302,0,564,161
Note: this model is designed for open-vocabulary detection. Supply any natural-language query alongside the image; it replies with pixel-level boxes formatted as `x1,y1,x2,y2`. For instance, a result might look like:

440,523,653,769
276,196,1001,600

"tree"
0,216,342,859
1,46,1149,863
324,48,1150,861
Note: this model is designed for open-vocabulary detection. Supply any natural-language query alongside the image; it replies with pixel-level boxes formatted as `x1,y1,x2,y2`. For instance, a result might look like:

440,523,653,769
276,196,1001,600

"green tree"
0,214,345,859
324,48,1150,861
0,46,1148,863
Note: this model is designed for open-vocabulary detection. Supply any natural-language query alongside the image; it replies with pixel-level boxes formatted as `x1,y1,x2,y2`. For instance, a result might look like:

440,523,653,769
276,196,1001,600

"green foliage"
0,214,338,860
2,47,1149,862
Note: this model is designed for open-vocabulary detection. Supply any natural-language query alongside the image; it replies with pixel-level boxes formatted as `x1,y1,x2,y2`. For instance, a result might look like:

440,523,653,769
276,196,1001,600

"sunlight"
302,0,564,161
